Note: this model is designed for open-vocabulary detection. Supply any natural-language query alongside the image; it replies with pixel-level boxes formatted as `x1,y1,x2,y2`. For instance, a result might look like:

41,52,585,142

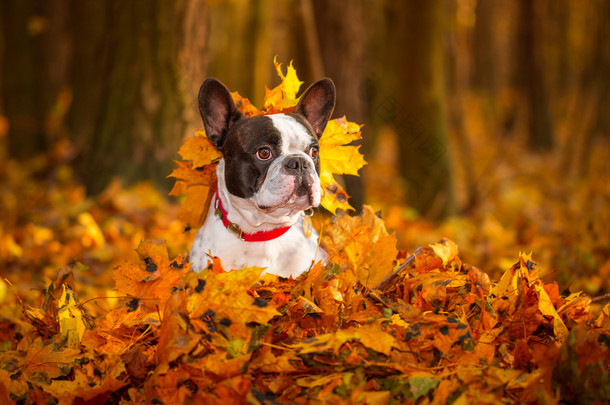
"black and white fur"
189,78,335,277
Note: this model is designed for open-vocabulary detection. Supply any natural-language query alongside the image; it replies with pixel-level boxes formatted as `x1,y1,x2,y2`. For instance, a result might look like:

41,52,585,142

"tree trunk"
0,0,47,158
515,0,554,151
68,0,206,194
1,0,207,194
472,0,496,92
578,0,610,177
313,0,367,210
380,0,455,220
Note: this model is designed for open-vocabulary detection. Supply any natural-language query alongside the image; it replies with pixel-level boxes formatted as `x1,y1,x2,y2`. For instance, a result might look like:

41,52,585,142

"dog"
189,77,335,278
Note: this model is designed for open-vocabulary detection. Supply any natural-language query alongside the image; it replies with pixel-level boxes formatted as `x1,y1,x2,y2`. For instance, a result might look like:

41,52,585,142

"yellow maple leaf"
320,118,363,152
491,253,530,314
319,171,353,213
177,130,221,169
57,284,86,348
319,117,366,213
429,239,459,266
264,57,303,110
292,321,396,356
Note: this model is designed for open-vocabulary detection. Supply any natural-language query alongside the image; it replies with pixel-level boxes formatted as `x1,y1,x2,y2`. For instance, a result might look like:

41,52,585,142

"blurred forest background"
1,0,609,294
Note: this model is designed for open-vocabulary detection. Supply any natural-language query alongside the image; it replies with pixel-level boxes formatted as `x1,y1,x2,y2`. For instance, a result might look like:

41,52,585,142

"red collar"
214,189,292,242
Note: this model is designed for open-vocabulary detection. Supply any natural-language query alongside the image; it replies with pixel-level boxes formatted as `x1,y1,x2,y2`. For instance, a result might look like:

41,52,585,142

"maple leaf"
57,284,86,348
321,205,397,288
492,252,529,315
429,238,459,266
168,131,220,229
263,57,304,111
292,322,396,356
319,171,353,213
176,130,222,169
157,293,199,372
20,338,81,382
319,118,365,175
187,266,280,347
534,282,569,342
113,240,189,305
319,117,366,213
231,91,262,117
42,362,127,403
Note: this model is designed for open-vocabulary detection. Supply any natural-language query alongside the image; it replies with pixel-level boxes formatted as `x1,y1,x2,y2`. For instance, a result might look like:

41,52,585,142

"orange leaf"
187,267,280,344
231,91,262,117
23,338,81,380
429,238,459,266
321,205,397,288
177,132,221,169
113,240,189,303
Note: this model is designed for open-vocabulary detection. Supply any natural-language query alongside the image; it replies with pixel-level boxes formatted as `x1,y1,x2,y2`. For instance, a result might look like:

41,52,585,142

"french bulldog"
189,77,335,278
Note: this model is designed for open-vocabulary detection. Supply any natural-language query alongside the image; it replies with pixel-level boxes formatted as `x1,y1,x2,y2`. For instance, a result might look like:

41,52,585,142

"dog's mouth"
257,174,321,212
257,191,317,212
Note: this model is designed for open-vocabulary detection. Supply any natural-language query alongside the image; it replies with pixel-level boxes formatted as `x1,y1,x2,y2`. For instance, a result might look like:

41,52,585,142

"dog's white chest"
189,202,324,278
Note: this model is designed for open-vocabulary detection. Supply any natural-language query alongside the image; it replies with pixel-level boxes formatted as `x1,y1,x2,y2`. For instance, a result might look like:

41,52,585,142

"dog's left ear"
293,78,336,138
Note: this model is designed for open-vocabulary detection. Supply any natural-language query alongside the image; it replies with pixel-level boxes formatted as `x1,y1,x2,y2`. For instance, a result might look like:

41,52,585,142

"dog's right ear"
198,78,244,150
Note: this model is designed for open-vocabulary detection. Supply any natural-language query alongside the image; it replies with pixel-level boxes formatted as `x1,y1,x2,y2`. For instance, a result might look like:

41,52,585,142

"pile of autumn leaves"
2,219,609,404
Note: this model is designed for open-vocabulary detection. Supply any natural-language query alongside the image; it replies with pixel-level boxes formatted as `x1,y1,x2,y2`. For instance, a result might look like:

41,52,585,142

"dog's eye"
309,145,319,158
255,147,272,161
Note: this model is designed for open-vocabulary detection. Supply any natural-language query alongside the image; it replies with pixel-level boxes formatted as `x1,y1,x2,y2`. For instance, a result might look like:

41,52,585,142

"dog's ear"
293,78,336,138
198,78,244,150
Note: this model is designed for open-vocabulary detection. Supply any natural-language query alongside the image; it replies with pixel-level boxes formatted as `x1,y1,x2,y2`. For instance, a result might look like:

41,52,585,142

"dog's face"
198,78,335,214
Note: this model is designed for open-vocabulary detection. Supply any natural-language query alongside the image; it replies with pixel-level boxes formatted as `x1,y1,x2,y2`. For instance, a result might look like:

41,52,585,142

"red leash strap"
214,189,292,242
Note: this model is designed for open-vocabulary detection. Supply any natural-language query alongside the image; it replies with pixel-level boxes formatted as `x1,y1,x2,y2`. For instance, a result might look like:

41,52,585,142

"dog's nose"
284,156,311,174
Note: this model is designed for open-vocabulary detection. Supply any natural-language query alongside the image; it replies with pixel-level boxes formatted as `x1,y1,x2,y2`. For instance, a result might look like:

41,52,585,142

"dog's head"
198,78,335,214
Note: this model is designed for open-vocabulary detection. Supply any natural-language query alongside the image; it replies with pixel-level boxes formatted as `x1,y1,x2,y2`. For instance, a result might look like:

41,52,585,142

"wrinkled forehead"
267,114,316,153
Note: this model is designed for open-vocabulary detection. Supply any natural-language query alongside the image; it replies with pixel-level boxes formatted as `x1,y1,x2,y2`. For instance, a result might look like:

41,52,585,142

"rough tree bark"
68,0,207,193
0,0,207,194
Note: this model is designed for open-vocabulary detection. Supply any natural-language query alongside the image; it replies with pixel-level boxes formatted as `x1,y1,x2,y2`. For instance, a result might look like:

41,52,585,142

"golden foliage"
2,211,608,403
